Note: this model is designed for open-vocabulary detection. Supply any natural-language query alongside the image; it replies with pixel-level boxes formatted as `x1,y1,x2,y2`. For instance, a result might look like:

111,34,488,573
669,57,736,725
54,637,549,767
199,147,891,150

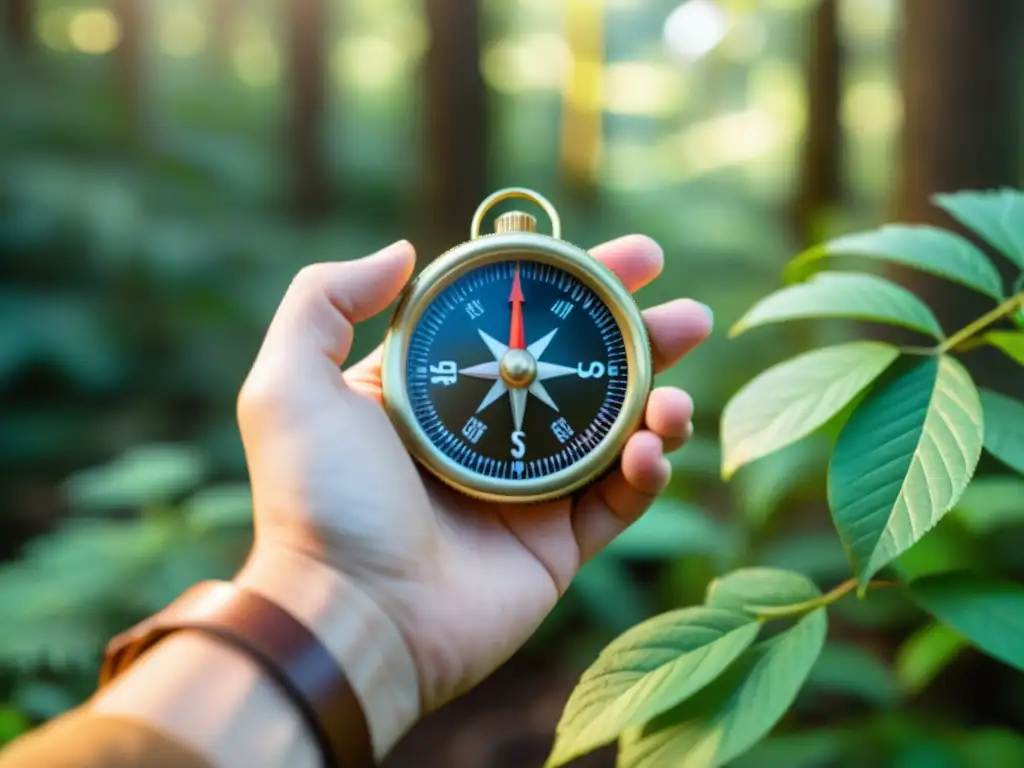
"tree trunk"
283,0,331,220
209,0,242,69
3,0,33,55
422,0,487,251
893,0,1023,390
113,0,143,147
790,0,841,247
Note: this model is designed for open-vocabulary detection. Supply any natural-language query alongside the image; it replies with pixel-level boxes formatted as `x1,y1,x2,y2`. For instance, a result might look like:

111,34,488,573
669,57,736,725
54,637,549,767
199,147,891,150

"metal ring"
469,187,562,240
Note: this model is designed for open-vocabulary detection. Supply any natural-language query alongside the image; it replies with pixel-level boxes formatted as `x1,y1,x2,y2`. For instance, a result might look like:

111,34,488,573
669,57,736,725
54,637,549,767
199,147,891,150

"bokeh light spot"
482,35,569,94
160,8,206,58
663,0,730,62
232,25,280,87
604,63,682,116
843,78,902,137
68,8,120,55
37,8,73,52
332,36,406,90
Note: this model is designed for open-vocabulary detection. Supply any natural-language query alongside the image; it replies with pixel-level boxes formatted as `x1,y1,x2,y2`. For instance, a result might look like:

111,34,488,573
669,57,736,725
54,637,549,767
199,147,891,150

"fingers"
344,345,385,398
589,235,664,293
645,386,694,452
571,431,670,562
344,236,707,391
643,298,713,372
571,385,694,561
261,241,415,371
347,293,713,393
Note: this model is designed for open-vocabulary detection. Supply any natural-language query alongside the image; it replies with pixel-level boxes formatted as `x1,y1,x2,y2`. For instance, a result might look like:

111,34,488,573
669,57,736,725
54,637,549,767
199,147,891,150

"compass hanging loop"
469,187,562,240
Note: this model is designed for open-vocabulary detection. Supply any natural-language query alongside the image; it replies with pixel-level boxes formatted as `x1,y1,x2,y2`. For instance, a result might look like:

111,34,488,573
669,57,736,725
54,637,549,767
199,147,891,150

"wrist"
234,545,421,760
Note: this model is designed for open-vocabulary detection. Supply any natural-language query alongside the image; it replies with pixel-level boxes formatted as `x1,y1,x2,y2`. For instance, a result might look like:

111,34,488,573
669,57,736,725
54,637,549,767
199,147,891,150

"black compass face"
405,259,629,482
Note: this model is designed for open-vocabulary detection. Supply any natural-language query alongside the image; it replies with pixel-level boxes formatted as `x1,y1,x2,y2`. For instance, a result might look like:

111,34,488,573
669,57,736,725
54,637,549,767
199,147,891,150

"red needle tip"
508,263,525,349
509,263,525,303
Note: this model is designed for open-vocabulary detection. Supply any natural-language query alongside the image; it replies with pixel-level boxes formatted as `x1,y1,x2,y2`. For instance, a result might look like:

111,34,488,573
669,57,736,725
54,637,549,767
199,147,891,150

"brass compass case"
380,188,654,504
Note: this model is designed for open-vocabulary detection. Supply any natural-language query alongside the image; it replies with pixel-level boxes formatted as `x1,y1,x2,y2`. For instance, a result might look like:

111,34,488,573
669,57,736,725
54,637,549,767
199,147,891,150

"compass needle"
535,361,577,380
460,361,501,380
381,187,652,503
510,388,528,431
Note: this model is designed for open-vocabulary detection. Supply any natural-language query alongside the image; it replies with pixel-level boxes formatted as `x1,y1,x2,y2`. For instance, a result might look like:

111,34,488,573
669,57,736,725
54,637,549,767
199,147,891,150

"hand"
234,238,711,724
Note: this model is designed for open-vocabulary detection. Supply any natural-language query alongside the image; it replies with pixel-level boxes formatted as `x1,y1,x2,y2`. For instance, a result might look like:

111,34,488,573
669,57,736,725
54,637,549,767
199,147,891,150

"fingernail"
696,302,714,330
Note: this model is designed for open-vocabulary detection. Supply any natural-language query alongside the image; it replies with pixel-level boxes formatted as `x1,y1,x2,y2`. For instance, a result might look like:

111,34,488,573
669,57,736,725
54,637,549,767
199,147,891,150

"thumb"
261,240,416,370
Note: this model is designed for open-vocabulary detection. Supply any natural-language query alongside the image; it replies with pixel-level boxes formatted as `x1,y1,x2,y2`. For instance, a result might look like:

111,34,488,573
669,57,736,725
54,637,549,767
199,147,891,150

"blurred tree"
422,0,487,251
790,0,842,247
113,0,143,145
893,0,1023,389
1,0,33,55
210,0,242,69
559,0,604,202
895,0,1022,225
284,0,331,219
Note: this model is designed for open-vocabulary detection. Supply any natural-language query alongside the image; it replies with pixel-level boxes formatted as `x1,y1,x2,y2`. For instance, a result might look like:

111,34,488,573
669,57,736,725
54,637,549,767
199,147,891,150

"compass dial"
405,259,629,483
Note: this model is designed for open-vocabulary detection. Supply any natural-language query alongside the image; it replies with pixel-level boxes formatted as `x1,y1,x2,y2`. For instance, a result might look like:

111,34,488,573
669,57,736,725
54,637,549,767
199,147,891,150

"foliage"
549,189,1024,767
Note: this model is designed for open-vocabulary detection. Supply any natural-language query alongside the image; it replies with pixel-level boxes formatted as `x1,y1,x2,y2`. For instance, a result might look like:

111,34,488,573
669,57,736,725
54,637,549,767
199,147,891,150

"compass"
381,188,653,503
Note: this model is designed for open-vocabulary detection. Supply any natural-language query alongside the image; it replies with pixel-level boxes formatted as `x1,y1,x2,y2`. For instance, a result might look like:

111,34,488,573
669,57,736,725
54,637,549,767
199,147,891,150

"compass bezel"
381,231,653,504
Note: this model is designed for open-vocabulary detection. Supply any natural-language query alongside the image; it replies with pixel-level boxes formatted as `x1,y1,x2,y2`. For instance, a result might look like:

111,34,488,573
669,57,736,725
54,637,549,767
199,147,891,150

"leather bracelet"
100,580,376,768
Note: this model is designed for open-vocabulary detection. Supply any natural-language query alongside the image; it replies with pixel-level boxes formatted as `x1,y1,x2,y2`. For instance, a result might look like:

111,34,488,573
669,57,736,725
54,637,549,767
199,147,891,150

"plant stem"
939,291,1024,354
750,577,896,621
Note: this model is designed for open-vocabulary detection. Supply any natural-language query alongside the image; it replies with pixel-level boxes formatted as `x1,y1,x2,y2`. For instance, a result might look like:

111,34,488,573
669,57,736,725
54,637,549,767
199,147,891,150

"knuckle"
236,371,284,424
290,263,328,294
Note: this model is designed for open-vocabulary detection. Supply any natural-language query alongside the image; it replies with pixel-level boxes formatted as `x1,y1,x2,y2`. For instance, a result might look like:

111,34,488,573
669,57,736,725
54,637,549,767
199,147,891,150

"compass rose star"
459,328,577,419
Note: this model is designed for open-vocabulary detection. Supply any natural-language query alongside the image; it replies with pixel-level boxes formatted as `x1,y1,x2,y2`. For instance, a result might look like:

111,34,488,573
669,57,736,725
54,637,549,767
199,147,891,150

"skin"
235,235,711,711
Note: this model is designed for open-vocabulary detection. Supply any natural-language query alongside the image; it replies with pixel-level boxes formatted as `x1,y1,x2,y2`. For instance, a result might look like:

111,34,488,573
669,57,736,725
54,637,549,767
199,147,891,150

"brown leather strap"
100,581,375,768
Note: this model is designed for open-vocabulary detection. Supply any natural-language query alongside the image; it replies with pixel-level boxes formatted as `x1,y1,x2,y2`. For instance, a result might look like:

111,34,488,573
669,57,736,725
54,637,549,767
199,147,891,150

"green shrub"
547,189,1024,768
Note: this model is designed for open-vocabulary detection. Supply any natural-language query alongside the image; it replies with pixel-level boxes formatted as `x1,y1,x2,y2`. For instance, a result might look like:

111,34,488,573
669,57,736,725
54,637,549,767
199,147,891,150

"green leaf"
732,437,827,528
829,357,984,586
730,272,944,340
616,609,827,768
891,517,982,582
721,342,900,479
730,730,848,768
546,607,760,767
64,443,207,512
894,622,965,694
785,225,1005,300
706,567,821,613
804,642,899,707
979,388,1024,473
909,572,1024,673
984,331,1024,365
185,483,253,530
952,476,1024,534
605,498,735,565
933,188,1024,269
956,728,1024,766
0,706,31,748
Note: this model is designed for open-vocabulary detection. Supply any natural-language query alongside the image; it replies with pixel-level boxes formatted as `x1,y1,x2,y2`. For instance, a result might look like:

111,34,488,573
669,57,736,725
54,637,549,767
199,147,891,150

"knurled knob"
494,211,537,234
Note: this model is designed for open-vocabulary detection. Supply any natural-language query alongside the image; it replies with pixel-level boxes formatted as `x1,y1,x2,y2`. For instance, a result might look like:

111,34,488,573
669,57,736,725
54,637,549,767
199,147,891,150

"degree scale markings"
406,260,628,481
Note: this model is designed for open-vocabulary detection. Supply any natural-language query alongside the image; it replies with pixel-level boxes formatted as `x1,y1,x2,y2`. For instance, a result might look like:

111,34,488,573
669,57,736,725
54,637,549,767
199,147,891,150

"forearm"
42,550,422,768
91,631,321,768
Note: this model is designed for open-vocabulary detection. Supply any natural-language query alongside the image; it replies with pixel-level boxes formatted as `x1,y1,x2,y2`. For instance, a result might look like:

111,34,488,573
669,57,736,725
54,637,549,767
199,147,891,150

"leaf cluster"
548,189,1024,766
